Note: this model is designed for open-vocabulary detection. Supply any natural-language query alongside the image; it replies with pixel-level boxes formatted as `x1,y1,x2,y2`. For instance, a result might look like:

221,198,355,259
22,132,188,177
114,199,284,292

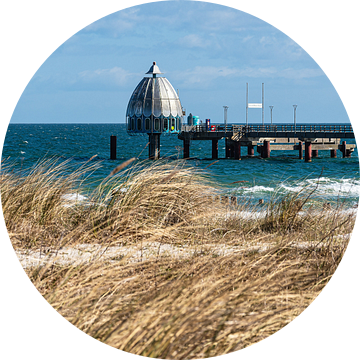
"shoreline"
16,232,352,270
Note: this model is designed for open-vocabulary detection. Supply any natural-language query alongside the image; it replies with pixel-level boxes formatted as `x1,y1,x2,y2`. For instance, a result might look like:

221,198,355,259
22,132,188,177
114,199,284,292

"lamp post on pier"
269,105,274,125
293,105,297,131
223,106,229,129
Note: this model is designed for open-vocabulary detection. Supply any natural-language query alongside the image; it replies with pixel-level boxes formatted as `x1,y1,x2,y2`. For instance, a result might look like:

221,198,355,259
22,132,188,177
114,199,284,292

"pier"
178,124,356,161
121,63,356,162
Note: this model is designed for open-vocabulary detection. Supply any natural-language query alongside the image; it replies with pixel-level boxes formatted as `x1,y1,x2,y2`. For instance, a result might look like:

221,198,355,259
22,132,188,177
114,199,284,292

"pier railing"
181,124,354,136
243,124,353,134
181,124,242,133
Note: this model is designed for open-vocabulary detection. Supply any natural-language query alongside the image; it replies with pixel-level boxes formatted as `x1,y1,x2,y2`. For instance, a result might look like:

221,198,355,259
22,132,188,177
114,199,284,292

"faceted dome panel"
126,69,183,123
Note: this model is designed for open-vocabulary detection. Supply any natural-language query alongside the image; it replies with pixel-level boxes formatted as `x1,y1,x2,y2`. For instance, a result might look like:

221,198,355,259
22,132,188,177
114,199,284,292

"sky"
10,1,349,124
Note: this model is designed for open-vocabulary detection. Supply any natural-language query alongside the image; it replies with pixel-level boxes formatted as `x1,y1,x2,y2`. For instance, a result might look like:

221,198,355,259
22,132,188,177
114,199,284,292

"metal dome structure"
126,62,183,135
126,62,183,159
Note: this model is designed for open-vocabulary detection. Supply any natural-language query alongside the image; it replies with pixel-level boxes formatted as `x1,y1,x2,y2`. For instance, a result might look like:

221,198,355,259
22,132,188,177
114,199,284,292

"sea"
2,123,359,208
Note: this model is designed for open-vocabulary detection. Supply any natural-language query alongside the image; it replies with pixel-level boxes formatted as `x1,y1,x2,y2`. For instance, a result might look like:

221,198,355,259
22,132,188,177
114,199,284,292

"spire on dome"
146,61,163,76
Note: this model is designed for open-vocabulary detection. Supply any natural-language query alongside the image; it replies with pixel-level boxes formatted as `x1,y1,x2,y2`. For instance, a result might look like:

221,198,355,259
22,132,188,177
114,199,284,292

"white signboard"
248,103,262,109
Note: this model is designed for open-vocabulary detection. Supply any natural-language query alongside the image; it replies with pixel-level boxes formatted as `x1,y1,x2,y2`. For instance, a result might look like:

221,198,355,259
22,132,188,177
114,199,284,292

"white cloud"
178,34,212,48
242,35,254,43
279,38,305,60
31,67,139,92
172,65,323,87
278,67,323,79
32,64,323,93
78,67,136,87
83,8,141,35
239,66,323,79
196,8,246,33
172,66,240,86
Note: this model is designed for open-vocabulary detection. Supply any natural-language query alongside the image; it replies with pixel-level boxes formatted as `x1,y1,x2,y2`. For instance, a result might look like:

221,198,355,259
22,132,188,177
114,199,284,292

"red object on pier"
206,119,210,131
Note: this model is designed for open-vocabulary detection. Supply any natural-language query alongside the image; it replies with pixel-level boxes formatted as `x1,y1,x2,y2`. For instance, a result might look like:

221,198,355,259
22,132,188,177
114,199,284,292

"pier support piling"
298,141,303,159
230,143,235,158
234,142,241,160
341,141,349,158
149,133,160,160
212,139,218,159
312,149,319,158
305,141,312,162
261,140,270,158
110,135,117,160
225,138,232,158
342,141,346,158
247,145,254,156
330,149,337,158
183,138,190,159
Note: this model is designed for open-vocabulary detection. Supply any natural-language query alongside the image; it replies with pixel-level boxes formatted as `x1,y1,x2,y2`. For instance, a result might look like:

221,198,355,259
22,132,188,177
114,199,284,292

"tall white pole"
262,83,264,125
246,83,248,126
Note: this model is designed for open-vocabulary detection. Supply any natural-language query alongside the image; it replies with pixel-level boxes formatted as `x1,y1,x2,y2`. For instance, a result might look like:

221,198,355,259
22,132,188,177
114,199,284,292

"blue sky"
10,1,349,124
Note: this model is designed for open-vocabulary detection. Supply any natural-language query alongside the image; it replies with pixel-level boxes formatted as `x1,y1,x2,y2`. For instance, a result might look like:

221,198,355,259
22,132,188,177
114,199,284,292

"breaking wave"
279,177,360,198
232,177,360,199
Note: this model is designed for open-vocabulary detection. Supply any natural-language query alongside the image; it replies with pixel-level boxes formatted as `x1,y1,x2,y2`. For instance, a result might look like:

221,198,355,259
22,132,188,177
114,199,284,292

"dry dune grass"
0,158,356,359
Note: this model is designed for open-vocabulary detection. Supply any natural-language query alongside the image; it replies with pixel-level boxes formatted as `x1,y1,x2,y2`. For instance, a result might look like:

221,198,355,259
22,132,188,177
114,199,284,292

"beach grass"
1,158,356,359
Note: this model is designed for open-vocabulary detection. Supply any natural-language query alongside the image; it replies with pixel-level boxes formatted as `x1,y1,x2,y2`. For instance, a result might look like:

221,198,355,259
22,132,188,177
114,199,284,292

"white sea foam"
336,207,358,217
224,206,357,222
62,193,88,207
279,178,360,198
233,177,360,199
238,185,274,194
62,193,87,202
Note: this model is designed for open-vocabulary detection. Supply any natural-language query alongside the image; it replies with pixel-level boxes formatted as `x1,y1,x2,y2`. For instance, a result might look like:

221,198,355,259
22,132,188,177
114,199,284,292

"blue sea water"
2,123,359,207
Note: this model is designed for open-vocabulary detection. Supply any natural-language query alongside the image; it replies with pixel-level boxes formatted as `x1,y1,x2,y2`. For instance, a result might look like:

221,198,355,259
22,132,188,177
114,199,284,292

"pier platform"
178,124,356,161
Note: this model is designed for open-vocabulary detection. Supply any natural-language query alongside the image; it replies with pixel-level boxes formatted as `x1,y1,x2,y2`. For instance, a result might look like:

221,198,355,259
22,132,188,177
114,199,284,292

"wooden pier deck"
178,124,356,161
